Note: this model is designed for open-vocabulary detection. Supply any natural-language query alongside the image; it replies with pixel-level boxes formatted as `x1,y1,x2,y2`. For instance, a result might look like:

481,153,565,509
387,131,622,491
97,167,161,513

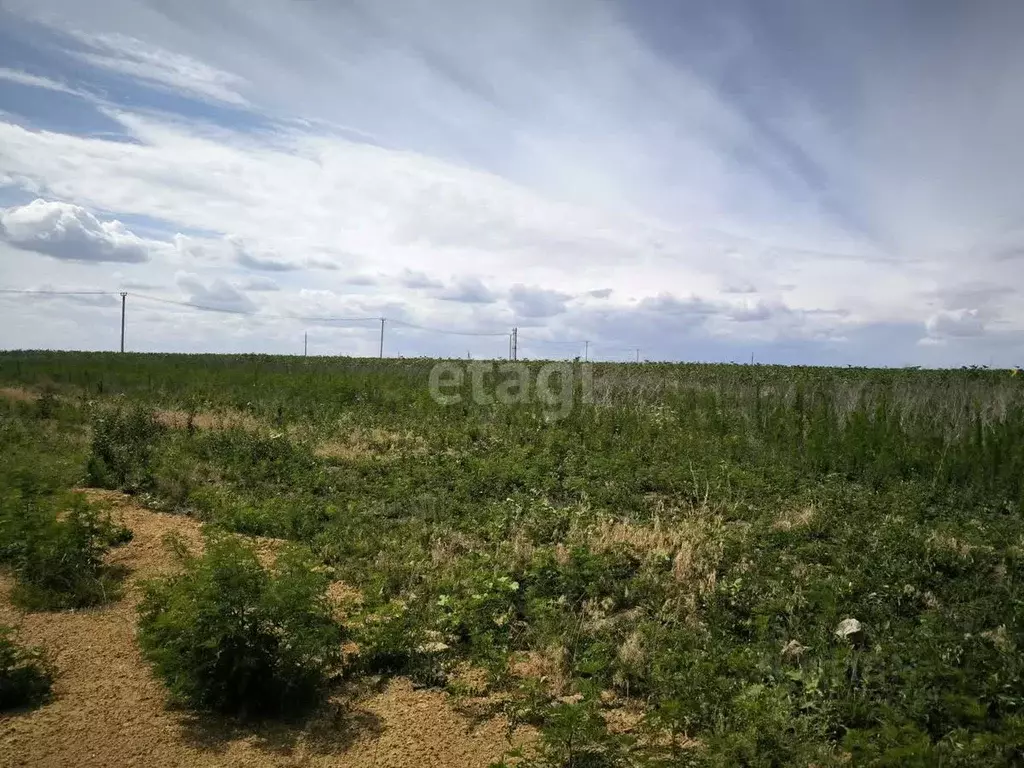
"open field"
2,351,1024,766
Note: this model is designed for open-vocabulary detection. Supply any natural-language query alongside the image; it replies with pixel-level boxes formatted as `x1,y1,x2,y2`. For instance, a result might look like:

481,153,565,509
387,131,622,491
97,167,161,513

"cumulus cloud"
925,309,987,339
508,284,570,318
0,199,153,263
307,256,341,271
176,272,256,313
722,281,758,295
1,1,1023,366
435,277,498,304
235,248,300,272
400,270,444,290
242,276,280,292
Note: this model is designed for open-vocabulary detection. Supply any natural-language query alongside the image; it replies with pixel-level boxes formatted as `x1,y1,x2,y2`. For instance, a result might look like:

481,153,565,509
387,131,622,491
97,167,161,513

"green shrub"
86,407,165,492
495,692,634,768
137,534,344,718
0,626,53,711
0,491,128,610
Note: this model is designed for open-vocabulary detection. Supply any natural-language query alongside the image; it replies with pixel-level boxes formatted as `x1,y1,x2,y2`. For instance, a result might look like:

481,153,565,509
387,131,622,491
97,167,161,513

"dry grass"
582,514,723,586
154,408,262,433
773,505,817,532
314,427,426,461
0,386,38,403
510,646,571,697
926,530,994,560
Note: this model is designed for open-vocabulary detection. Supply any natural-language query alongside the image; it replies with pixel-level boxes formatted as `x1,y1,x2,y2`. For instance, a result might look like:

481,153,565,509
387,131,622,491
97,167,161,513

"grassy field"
2,351,1024,766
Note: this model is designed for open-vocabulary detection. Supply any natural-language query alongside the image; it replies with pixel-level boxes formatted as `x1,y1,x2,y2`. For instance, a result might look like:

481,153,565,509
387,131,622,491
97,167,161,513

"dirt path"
0,491,527,767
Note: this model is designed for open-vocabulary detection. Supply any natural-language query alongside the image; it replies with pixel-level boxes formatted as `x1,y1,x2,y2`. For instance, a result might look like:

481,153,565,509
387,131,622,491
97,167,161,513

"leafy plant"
0,490,128,610
496,692,634,768
0,625,54,711
137,534,344,718
86,406,165,493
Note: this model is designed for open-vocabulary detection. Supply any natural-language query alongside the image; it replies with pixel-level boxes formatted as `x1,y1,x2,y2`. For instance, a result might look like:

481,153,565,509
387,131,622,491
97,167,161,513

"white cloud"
508,284,571,318
0,199,157,263
435,277,498,304
0,67,83,96
925,309,987,339
0,1,1022,366
235,246,301,272
64,31,249,106
175,272,256,313
242,276,280,292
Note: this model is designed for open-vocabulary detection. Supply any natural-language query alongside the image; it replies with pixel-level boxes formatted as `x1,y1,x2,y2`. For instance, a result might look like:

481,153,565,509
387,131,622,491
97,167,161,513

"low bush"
0,491,129,610
86,406,165,493
137,534,344,718
495,691,634,768
0,626,54,711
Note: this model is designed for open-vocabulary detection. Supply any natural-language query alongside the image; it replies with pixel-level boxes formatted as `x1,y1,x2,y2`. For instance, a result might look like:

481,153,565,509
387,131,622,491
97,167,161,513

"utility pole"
512,327,518,361
119,292,127,353
509,332,513,360
584,340,589,362
635,347,640,363
304,332,308,357
379,318,385,359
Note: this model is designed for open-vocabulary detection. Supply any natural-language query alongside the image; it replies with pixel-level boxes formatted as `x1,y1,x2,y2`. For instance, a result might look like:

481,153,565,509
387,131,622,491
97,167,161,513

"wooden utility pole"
512,327,518,361
584,340,589,362
304,332,308,357
120,292,127,353
379,318,385,358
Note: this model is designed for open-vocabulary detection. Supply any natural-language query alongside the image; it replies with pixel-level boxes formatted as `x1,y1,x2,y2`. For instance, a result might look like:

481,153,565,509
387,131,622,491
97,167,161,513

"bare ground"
0,491,528,767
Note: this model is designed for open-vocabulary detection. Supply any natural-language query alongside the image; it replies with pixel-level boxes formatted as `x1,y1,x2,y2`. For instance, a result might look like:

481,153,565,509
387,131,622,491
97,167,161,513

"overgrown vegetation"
136,534,344,718
2,351,1024,763
0,625,53,711
86,406,166,493
0,487,130,611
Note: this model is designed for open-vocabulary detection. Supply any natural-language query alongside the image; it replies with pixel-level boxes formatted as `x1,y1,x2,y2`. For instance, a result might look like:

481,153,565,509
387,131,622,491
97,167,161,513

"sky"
0,0,1021,365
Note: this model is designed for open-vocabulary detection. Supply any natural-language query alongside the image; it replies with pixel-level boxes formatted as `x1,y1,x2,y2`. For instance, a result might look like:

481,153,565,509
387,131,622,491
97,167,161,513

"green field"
2,351,1024,766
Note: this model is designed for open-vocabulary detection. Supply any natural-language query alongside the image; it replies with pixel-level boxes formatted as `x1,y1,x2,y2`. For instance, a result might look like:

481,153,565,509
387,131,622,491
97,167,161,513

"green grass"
1,351,1023,763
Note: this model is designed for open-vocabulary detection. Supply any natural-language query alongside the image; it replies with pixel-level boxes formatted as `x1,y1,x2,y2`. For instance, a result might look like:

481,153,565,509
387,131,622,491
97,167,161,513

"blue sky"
0,0,1021,365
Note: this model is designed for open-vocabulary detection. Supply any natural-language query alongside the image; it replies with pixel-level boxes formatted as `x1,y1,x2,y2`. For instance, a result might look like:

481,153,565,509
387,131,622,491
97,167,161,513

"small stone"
835,618,863,639
781,639,809,660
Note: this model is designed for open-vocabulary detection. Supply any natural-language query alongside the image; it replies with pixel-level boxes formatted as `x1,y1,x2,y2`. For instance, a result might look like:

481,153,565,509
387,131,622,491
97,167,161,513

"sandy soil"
0,491,527,767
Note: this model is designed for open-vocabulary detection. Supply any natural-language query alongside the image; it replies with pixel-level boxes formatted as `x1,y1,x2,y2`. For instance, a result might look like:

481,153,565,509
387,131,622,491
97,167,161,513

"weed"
86,406,165,493
137,534,344,718
0,626,54,711
0,490,128,610
4,352,1024,762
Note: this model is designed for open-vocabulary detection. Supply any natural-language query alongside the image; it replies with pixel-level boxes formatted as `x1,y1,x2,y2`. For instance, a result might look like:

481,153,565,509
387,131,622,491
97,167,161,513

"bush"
0,626,53,711
137,534,344,718
0,491,129,610
495,692,634,768
87,407,165,492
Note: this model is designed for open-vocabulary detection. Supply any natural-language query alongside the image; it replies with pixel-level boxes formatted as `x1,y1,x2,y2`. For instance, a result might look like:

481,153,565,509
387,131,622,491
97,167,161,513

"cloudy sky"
0,0,1021,365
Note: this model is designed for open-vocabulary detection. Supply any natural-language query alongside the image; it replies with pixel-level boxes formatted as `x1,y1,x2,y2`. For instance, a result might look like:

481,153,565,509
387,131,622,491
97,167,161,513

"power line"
133,294,258,316
2,287,650,360
134,294,380,323
389,319,509,337
0,289,117,296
